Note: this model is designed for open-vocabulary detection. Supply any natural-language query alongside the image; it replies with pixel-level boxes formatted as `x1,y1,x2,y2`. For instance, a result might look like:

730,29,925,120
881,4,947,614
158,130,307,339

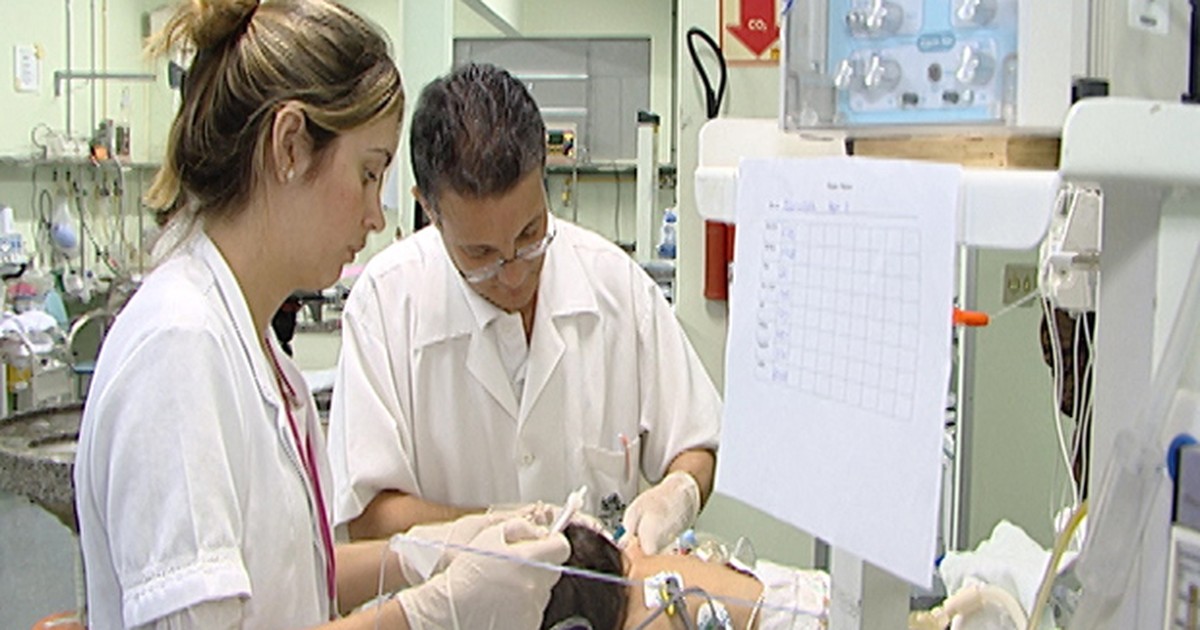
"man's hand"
620,471,701,555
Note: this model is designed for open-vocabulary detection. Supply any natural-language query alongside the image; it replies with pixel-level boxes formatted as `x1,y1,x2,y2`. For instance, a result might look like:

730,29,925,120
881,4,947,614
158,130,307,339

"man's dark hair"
541,524,627,630
410,62,546,212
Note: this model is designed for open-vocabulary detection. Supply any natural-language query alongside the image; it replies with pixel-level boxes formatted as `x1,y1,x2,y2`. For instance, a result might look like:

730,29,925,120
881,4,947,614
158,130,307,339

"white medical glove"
489,501,604,533
392,505,549,585
621,470,701,555
395,518,570,630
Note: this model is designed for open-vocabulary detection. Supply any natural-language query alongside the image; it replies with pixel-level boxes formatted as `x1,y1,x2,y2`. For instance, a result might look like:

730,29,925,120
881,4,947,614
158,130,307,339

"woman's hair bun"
189,0,259,50
147,0,259,55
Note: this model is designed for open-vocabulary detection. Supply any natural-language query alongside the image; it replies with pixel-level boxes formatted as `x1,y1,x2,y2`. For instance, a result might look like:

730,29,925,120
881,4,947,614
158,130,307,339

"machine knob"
833,58,858,90
861,53,902,98
846,0,904,37
955,45,995,86
954,0,998,27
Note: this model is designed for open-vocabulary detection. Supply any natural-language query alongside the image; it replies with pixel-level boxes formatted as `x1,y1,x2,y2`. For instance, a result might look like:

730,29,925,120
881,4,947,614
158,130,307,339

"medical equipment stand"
693,117,1060,629
635,111,660,263
1057,98,1200,629
828,548,908,627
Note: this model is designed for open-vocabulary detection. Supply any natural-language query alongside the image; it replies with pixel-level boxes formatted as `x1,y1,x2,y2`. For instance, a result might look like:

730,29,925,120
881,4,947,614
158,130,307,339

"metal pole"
90,0,97,135
65,0,73,136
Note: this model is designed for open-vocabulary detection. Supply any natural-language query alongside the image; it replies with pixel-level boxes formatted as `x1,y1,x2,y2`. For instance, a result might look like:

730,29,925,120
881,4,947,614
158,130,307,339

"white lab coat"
75,230,332,628
328,219,721,524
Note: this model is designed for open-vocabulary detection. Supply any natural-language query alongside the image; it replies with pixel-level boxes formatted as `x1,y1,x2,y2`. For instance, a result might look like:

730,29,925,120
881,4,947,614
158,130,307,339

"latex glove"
621,471,701,555
490,501,605,535
395,518,570,630
392,505,549,585
488,501,557,528
542,502,607,534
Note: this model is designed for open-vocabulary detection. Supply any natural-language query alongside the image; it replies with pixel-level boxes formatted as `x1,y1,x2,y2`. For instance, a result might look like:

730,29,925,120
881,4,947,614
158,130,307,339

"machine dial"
861,53,902,98
954,0,998,27
955,45,995,87
846,0,904,37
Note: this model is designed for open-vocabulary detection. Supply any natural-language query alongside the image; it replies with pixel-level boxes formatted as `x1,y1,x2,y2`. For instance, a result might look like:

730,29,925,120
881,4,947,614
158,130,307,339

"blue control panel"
824,0,1018,126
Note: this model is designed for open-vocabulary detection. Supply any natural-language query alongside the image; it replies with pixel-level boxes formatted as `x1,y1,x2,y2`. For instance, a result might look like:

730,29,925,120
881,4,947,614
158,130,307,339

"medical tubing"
686,28,727,120
911,583,1027,629
1042,296,1081,509
387,532,827,624
988,287,1040,321
1026,499,1088,630
1074,320,1095,488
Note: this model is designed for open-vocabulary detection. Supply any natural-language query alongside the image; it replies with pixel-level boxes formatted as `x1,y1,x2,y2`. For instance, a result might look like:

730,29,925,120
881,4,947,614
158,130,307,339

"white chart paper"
717,157,961,587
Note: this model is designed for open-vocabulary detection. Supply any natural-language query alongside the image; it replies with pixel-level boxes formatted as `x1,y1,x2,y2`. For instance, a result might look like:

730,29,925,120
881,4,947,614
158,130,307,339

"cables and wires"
1042,295,1081,514
384,532,827,628
1183,0,1200,103
686,28,727,120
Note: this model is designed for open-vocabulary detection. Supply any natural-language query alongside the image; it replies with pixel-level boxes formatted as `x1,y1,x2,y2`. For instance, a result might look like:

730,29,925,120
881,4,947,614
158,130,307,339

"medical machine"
545,123,578,167
1167,443,1200,628
780,0,1190,133
1048,100,1200,630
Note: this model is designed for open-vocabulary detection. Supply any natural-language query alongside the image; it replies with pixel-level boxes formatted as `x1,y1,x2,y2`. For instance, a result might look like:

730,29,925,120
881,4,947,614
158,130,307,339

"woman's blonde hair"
145,0,404,223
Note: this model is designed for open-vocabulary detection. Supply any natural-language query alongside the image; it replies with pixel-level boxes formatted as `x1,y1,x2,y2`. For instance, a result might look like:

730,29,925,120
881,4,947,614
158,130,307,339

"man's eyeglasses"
459,214,557,284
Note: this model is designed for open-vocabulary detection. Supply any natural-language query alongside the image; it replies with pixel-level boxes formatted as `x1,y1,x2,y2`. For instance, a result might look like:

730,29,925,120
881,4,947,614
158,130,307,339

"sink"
0,403,83,532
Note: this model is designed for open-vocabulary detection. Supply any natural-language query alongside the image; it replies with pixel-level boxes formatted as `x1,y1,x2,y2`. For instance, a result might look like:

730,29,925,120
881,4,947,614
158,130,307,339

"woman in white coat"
72,1,567,628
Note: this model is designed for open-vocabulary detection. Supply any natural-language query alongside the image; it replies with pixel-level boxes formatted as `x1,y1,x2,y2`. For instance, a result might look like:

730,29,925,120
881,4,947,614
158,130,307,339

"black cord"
686,28,727,120
1185,0,1200,103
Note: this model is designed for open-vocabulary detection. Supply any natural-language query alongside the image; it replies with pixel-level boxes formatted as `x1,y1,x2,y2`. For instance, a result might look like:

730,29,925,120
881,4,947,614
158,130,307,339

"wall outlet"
14,44,41,93
1002,264,1038,306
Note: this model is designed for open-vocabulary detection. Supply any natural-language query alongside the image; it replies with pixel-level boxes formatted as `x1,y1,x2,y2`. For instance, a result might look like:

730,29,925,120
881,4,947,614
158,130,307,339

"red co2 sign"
723,0,780,61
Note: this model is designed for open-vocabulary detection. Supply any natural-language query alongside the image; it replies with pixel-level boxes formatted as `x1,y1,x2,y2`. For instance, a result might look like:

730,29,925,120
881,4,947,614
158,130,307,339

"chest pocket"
582,436,640,530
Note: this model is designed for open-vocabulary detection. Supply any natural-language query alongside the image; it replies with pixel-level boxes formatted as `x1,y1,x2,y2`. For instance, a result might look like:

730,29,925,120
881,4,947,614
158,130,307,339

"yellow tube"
1027,500,1088,630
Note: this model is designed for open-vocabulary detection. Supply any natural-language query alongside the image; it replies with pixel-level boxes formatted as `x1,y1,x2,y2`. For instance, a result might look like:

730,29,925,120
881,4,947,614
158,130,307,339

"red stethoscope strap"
266,341,337,613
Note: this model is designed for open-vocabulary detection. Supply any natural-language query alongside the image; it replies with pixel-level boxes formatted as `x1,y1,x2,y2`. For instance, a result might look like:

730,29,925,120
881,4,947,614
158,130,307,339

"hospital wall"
444,0,679,251
0,2,166,624
0,0,168,281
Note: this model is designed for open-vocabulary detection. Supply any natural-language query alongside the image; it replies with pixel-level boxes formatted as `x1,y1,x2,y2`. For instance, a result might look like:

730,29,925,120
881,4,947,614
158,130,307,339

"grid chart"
753,217,922,421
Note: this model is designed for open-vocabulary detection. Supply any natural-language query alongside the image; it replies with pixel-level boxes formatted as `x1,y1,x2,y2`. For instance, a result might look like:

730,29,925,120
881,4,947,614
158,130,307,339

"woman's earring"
286,168,296,182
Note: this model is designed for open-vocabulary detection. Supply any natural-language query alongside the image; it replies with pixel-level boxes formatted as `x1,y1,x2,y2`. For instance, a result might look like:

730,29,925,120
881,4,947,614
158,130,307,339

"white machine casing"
1039,186,1102,313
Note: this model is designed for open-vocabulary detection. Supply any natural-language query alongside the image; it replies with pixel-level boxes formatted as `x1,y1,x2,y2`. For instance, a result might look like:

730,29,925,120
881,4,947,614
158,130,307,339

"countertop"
0,403,82,532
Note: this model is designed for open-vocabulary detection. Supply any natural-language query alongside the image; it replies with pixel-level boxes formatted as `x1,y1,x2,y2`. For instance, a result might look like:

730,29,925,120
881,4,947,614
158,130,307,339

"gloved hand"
392,505,550,585
621,470,701,555
490,500,606,535
395,518,570,630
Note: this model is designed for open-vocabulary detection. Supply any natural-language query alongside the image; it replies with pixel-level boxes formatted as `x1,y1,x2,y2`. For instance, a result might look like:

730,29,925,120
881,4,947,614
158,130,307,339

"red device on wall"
704,220,735,301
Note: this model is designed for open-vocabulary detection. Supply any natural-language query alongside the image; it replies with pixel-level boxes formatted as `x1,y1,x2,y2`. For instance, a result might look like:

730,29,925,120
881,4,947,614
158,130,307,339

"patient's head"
541,524,628,630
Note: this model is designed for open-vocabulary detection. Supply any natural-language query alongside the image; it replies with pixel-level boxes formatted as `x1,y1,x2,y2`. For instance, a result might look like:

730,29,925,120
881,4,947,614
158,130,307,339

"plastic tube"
909,582,1028,630
1027,500,1088,630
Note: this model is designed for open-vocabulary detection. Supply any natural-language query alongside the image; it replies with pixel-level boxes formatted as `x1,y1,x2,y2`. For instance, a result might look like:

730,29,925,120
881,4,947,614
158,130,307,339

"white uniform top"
75,230,333,628
328,219,721,523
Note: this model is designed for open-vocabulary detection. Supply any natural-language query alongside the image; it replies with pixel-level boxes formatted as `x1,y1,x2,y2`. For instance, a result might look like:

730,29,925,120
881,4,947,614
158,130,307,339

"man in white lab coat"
327,63,721,555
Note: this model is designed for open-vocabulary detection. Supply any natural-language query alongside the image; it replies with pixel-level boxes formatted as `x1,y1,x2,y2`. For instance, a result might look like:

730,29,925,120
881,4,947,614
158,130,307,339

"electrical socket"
1002,263,1038,306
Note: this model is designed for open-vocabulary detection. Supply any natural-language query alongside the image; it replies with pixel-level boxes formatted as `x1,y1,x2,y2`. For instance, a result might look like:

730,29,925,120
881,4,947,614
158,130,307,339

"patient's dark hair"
541,524,627,630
